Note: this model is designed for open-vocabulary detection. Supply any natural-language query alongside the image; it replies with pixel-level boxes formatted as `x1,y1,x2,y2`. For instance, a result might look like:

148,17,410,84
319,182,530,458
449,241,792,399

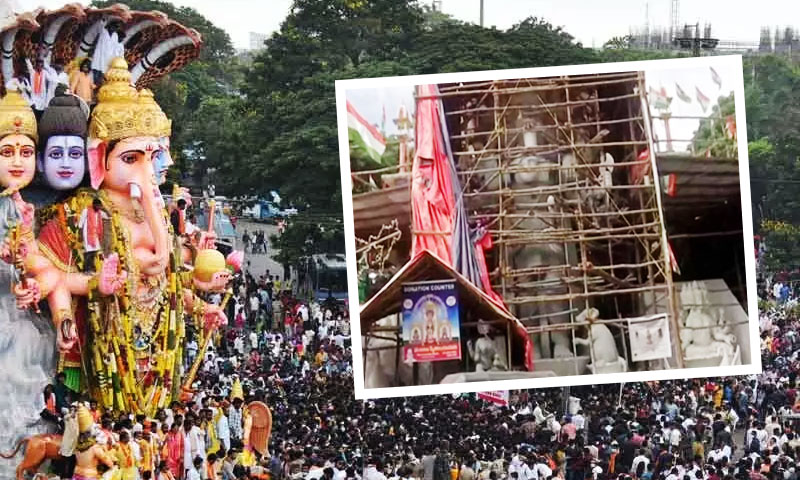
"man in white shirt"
249,330,259,351
184,418,206,476
91,17,124,83
631,450,649,475
25,56,57,116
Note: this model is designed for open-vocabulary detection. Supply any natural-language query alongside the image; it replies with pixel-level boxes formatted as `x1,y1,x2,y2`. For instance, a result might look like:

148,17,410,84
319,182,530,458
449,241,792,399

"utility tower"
670,0,680,42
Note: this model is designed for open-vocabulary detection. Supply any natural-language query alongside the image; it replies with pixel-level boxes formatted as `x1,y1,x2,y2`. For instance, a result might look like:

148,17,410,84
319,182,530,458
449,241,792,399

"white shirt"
186,466,202,480
250,296,260,312
91,23,124,73
184,425,206,470
631,455,649,474
25,58,57,110
250,332,259,350
78,208,109,252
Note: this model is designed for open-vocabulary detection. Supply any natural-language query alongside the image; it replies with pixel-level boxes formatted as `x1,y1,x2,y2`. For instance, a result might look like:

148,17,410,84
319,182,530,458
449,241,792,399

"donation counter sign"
402,280,461,363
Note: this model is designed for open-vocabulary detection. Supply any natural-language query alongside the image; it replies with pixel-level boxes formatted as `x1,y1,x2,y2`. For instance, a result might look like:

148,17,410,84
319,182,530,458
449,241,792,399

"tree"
691,93,737,158
603,35,634,50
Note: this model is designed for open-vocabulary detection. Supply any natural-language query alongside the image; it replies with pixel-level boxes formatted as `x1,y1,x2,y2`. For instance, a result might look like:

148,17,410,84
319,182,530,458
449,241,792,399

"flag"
695,87,710,112
477,391,509,407
660,174,677,197
649,86,671,111
347,100,387,163
675,83,691,103
710,66,722,89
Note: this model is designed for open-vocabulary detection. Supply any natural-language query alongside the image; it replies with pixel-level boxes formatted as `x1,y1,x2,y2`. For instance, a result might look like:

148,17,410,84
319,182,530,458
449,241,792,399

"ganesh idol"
15,57,226,416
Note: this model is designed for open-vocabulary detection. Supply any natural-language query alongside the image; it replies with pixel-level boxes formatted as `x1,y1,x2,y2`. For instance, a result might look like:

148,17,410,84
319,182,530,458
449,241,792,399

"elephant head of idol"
192,248,232,293
0,88,38,193
87,57,172,277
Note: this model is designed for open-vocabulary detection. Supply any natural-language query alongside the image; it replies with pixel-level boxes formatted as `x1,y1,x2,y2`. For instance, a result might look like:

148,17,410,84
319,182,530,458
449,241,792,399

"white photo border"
335,55,761,400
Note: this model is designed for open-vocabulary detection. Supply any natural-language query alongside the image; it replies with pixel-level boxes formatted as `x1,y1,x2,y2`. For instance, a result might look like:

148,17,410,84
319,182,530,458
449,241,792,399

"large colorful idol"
0,87,58,480
0,5,240,478
16,58,225,416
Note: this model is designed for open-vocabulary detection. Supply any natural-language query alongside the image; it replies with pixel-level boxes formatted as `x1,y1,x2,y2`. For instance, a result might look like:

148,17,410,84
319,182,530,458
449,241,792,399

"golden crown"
0,88,37,142
88,57,171,142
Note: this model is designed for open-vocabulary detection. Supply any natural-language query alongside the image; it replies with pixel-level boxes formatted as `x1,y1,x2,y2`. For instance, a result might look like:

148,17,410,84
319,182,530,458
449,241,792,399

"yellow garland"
39,188,187,417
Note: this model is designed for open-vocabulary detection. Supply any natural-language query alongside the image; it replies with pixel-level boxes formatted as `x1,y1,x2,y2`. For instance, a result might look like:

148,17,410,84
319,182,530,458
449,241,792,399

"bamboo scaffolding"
437,71,680,375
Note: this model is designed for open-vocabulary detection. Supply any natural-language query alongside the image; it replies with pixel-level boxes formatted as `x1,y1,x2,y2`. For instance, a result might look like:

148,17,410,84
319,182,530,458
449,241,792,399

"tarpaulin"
411,84,454,262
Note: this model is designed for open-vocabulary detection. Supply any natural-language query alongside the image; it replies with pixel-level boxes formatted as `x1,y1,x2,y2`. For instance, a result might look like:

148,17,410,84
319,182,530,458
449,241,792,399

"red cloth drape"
474,230,504,305
411,84,454,263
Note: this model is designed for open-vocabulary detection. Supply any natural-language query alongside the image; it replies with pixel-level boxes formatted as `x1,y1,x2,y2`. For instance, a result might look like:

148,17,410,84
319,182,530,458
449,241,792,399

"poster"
629,314,672,362
477,391,509,406
402,280,461,363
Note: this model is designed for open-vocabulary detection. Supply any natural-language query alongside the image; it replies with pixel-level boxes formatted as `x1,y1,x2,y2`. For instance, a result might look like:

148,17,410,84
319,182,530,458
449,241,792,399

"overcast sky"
17,0,800,51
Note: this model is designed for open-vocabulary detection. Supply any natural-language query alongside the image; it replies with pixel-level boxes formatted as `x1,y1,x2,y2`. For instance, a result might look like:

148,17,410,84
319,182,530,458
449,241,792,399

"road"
234,219,285,280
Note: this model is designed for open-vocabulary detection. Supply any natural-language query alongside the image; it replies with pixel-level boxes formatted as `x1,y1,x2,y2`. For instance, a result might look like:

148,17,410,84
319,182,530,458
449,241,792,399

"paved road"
234,219,285,280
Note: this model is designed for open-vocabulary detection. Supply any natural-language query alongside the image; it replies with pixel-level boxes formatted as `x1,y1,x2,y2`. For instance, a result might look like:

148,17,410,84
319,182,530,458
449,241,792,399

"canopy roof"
360,249,524,335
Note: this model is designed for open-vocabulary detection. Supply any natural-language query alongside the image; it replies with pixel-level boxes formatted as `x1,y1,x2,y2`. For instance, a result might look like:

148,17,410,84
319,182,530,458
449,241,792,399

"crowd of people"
242,231,271,255
37,261,353,480
29,266,800,480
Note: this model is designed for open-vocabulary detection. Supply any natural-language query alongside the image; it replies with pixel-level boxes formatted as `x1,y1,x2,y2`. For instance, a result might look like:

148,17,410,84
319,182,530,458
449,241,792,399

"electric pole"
480,0,484,27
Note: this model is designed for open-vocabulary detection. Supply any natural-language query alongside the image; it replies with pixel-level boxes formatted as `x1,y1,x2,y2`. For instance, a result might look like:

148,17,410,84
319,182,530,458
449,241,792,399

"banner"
629,315,672,362
402,280,462,363
477,390,509,406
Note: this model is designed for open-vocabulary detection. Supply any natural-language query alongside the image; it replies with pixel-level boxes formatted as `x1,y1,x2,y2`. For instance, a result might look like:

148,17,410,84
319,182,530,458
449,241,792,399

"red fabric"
87,208,103,249
38,218,72,266
411,84,454,264
631,149,650,184
45,392,56,415
33,71,43,94
474,230,505,305
178,209,186,235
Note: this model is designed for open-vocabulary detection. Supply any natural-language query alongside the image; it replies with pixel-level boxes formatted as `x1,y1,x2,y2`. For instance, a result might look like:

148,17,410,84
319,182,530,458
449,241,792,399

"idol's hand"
198,231,217,250
204,303,228,330
13,278,41,309
57,317,78,353
97,253,128,295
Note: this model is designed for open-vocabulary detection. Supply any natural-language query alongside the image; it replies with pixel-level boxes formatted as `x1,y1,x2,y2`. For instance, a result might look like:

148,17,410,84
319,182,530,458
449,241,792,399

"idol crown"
89,57,171,142
0,88,37,142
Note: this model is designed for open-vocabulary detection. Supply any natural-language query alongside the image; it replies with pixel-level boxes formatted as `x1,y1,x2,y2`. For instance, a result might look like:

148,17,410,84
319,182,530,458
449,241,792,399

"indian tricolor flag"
347,100,386,163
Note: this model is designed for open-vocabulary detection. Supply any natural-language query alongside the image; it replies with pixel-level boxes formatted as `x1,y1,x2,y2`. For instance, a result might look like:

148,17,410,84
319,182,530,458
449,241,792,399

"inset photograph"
337,56,759,399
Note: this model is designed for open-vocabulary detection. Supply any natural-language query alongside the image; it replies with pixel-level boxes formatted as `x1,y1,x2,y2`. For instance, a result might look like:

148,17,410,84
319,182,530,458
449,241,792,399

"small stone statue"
574,307,627,374
467,319,497,372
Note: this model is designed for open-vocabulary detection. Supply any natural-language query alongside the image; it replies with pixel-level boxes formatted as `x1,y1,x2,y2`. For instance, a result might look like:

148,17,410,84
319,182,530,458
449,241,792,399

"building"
249,32,269,51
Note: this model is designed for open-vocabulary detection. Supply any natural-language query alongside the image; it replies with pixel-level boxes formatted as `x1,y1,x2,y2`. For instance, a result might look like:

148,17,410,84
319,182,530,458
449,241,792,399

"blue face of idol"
38,135,86,190
152,136,173,185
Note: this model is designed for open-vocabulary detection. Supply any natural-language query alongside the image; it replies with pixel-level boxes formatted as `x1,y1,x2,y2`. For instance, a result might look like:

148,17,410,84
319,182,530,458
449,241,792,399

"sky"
11,0,778,138
17,0,800,51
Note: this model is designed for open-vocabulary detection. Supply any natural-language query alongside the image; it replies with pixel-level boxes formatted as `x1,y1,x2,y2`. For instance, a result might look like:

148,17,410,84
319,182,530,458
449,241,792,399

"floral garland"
38,188,186,417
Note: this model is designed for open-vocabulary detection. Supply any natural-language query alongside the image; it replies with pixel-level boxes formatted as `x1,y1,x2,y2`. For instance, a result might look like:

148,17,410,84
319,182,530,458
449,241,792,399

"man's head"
56,372,66,384
177,198,186,210
34,58,44,72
